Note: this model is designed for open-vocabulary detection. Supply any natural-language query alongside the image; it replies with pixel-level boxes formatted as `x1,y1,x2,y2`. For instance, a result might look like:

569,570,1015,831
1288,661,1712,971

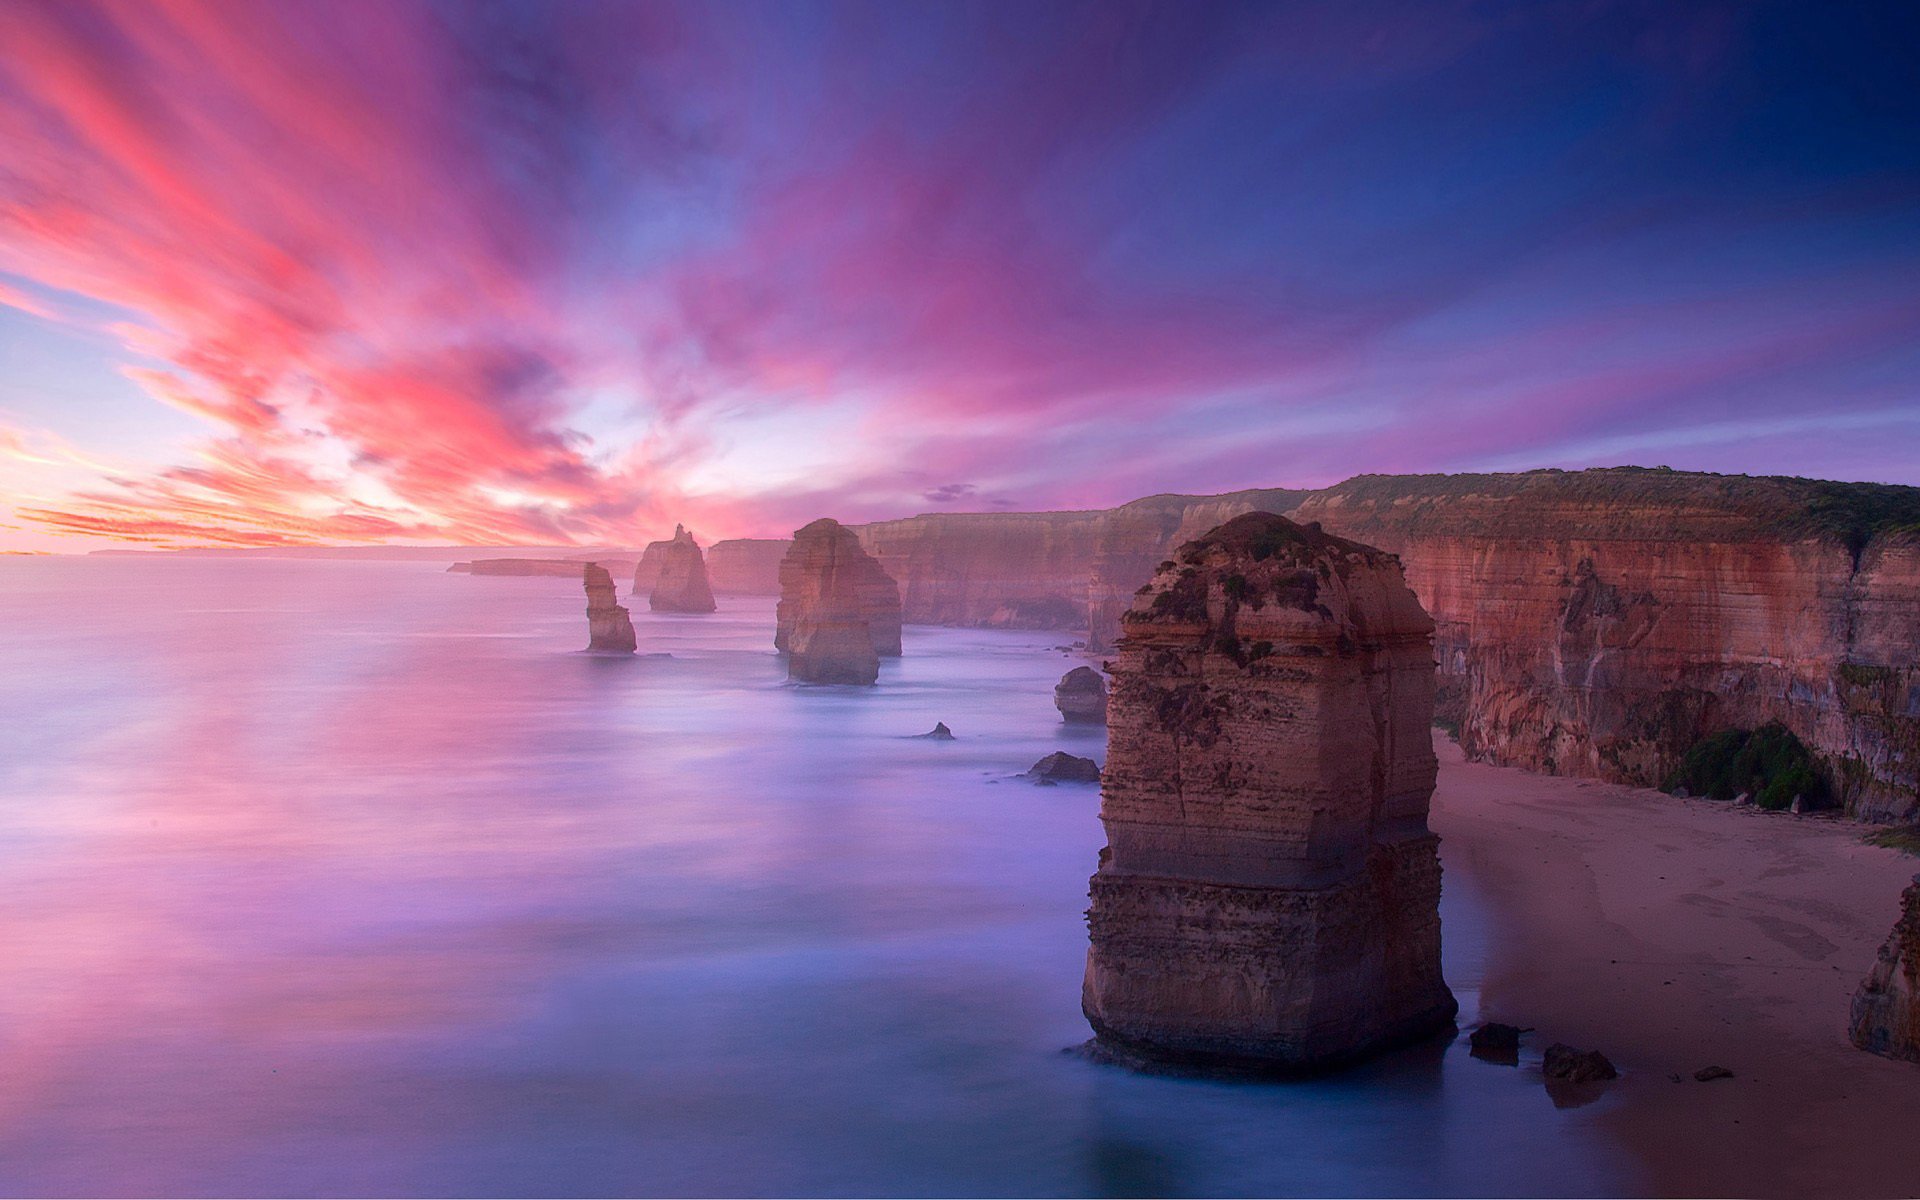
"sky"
0,0,1916,551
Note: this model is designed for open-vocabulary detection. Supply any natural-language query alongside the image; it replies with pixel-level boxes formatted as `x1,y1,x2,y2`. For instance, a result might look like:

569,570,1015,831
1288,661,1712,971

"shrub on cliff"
1666,723,1831,811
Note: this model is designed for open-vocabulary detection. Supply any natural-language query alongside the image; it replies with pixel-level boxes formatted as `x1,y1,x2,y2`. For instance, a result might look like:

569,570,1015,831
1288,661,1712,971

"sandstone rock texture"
1289,471,1920,821
775,519,903,684
706,538,791,594
802,468,1919,821
642,525,717,613
1055,666,1109,724
583,563,636,653
1083,513,1456,1072
1851,875,1920,1063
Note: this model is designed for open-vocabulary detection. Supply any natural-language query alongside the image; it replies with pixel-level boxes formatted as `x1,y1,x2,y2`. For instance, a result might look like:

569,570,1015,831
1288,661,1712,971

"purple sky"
1,0,1916,550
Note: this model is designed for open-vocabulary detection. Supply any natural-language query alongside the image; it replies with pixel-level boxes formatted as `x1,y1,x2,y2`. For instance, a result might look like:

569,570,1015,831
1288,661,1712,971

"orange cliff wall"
1289,472,1920,821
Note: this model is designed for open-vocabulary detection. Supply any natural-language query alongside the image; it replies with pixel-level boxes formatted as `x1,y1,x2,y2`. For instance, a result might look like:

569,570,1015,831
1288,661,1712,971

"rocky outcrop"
643,525,717,613
1082,513,1456,1072
775,519,902,684
1851,875,1920,1062
706,538,790,594
1055,666,1109,724
776,519,901,661
583,563,636,653
1027,752,1101,783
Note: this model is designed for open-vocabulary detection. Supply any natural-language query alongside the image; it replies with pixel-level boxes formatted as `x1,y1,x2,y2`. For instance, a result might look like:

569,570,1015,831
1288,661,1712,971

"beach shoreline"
1433,733,1920,1199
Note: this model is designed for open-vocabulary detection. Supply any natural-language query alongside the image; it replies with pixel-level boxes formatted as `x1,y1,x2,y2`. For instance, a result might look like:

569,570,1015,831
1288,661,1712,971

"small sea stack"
1082,512,1456,1073
583,563,637,653
1851,875,1920,1062
775,518,901,684
1055,666,1108,724
647,525,717,613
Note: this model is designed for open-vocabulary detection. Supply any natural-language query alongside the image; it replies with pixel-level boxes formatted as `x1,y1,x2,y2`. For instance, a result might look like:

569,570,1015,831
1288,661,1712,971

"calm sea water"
0,558,1627,1197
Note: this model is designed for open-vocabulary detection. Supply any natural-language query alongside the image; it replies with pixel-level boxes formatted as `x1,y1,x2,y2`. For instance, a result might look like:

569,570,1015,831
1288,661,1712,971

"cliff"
1851,874,1920,1063
645,525,717,613
453,557,637,578
706,538,790,594
1083,513,1455,1071
851,489,1306,634
822,468,1917,819
775,519,903,684
1289,470,1920,820
583,563,636,653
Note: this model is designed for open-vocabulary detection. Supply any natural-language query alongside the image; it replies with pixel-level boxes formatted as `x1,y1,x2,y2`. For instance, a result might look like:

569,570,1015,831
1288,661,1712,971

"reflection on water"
0,558,1629,1196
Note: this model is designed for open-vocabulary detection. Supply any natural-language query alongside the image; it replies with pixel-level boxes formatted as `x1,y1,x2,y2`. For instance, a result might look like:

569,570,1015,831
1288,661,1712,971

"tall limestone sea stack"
1850,876,1920,1062
583,563,636,653
647,525,718,613
775,519,904,684
1083,512,1456,1071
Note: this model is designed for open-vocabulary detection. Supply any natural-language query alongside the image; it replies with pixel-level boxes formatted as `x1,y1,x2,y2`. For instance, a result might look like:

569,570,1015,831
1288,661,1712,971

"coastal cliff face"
853,489,1307,636
646,525,717,613
1851,875,1920,1063
776,519,903,683
583,563,636,653
707,538,790,594
1083,513,1455,1071
1290,472,1920,820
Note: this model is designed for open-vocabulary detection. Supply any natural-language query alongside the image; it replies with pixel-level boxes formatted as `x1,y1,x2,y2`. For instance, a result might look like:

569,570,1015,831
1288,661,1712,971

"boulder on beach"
1542,1043,1617,1083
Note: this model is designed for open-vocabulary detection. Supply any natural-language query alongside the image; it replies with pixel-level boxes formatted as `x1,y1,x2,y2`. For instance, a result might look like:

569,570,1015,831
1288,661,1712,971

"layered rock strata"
1851,875,1920,1063
775,519,902,684
644,525,717,613
1083,513,1456,1071
1055,666,1109,724
583,563,636,653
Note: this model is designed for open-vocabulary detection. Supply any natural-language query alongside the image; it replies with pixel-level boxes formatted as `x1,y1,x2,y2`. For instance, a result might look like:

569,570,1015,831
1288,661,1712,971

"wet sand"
1433,734,1920,1199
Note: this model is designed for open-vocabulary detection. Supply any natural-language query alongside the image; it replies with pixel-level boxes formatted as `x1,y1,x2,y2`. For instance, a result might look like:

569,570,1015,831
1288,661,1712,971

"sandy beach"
1434,734,1920,1198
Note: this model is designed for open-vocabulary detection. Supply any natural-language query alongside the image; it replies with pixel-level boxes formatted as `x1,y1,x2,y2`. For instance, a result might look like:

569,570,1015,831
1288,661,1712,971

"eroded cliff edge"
795,468,1917,819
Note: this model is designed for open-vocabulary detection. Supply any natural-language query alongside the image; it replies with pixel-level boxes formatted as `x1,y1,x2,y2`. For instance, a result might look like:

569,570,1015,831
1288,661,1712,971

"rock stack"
646,525,717,613
583,563,636,653
1055,666,1109,724
1851,875,1920,1062
1082,512,1456,1072
775,518,903,684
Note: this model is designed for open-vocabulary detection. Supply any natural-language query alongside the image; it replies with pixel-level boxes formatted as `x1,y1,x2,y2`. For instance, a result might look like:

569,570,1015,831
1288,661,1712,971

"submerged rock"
1469,1022,1524,1064
1082,513,1456,1073
1542,1044,1617,1082
1694,1065,1734,1082
775,518,901,685
646,525,718,614
1026,752,1100,783
583,563,636,653
1054,666,1109,725
915,722,956,740
1851,875,1920,1062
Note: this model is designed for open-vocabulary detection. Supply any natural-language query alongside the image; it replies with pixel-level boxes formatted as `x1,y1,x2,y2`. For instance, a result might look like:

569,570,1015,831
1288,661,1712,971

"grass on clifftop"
1664,723,1831,811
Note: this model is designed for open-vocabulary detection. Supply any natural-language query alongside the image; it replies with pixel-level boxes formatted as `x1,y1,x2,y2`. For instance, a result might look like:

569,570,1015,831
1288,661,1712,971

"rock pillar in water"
648,525,718,613
1055,666,1109,724
1851,875,1920,1062
775,518,902,684
1083,512,1456,1071
583,562,637,653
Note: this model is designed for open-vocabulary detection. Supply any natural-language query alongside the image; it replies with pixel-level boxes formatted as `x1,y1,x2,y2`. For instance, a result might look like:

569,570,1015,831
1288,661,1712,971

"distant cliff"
707,539,790,594
760,468,1918,819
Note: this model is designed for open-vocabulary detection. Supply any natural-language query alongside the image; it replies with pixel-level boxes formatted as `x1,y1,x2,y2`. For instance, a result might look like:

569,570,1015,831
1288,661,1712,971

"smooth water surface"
0,558,1631,1196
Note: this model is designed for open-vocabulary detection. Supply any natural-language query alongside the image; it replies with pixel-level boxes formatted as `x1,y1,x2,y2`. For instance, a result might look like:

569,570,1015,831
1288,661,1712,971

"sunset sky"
1,0,1916,551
